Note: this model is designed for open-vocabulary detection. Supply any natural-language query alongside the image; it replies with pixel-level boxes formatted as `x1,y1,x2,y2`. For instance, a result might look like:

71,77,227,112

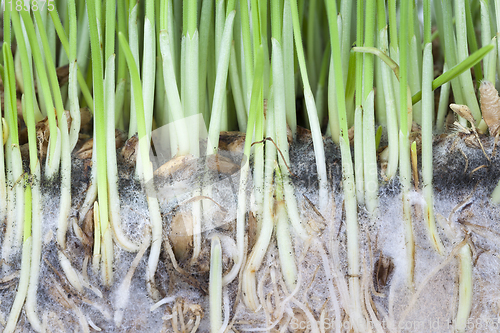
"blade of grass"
207,11,236,154
1,45,25,268
17,10,60,177
354,0,365,207
455,0,481,124
222,47,264,286
377,0,398,180
421,42,445,255
399,0,415,287
243,85,276,310
87,0,113,286
435,63,452,132
283,0,297,137
119,32,164,300
48,9,93,111
325,0,365,330
411,44,494,105
68,0,81,151
288,0,329,212
465,0,482,81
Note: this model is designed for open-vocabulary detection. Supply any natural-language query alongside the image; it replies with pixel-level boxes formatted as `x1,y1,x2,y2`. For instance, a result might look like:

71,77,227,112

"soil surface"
1,131,500,332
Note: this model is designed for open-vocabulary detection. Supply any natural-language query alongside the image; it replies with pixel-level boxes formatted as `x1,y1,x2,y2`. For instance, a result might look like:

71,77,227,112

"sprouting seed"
450,104,476,125
479,81,500,137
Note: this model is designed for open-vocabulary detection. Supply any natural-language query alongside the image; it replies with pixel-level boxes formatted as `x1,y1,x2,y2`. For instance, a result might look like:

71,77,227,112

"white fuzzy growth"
114,232,150,327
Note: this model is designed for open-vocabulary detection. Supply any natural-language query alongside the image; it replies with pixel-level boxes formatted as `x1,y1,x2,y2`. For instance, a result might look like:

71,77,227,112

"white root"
190,189,202,265
239,271,303,332
92,201,101,274
210,236,223,333
114,230,151,327
222,158,249,286
219,287,230,333
455,243,473,333
191,315,201,333
151,297,176,312
362,258,385,333
270,267,282,317
137,148,163,300
315,241,342,333
4,237,32,333
242,102,276,310
257,265,271,324
87,316,102,331
339,136,366,332
399,238,467,325
57,110,83,291
275,194,298,293
291,298,320,333
50,276,90,333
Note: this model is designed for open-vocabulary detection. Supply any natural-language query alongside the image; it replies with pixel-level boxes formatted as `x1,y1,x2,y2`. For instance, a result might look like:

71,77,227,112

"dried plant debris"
450,103,477,125
479,80,500,137
450,103,490,161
